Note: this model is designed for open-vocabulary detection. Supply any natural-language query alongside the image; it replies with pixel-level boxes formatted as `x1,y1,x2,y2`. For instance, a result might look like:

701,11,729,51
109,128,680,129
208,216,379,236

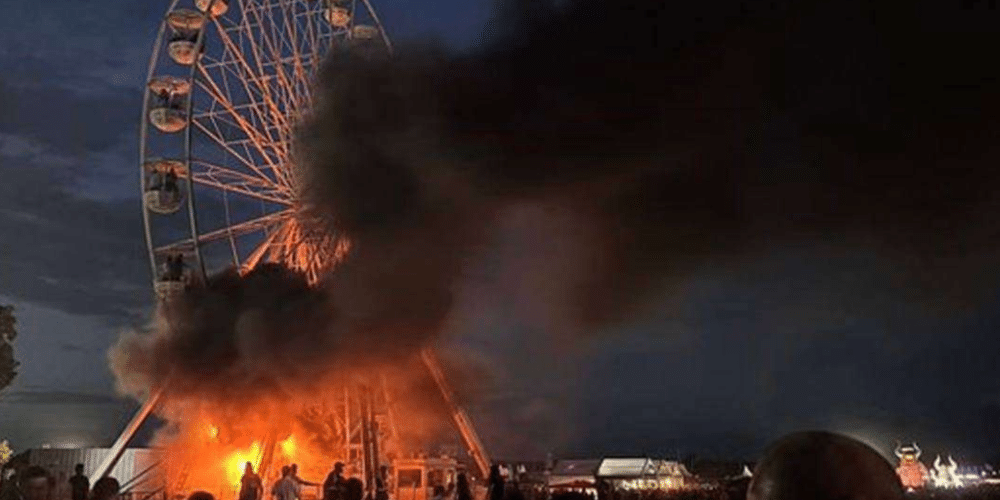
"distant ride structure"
140,0,391,297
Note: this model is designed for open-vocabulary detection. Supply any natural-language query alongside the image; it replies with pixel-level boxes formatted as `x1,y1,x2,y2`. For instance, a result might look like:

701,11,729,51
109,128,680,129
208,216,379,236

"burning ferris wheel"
118,0,492,493
140,0,390,293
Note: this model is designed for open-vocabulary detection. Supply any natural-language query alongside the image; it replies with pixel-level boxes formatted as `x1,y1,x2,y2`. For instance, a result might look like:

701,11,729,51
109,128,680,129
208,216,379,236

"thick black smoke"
115,0,1000,426
299,0,1000,328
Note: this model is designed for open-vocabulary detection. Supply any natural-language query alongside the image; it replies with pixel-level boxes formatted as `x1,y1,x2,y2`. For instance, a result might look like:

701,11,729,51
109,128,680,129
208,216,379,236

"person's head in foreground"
90,477,120,500
188,491,214,500
22,466,54,500
748,431,904,500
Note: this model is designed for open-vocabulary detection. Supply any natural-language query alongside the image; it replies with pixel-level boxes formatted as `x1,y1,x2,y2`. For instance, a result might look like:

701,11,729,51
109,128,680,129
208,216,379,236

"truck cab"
392,457,458,500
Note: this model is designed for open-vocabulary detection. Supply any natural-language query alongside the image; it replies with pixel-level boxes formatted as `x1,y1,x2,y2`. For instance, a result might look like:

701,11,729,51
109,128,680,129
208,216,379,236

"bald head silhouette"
748,431,904,500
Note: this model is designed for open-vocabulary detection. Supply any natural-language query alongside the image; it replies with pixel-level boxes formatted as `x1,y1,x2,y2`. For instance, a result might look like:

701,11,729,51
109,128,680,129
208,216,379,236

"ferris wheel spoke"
191,117,284,188
240,223,284,272
198,59,287,163
190,159,286,193
195,67,287,164
245,4,303,125
154,209,293,255
209,18,293,148
232,10,289,127
189,171,291,206
282,5,315,110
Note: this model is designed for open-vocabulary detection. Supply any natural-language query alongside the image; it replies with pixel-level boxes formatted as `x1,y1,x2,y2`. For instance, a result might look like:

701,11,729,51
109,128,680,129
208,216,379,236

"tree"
0,440,11,467
0,305,18,394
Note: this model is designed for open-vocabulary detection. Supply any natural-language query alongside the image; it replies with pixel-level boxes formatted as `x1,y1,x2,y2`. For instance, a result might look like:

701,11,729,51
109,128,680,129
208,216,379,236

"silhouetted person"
488,465,504,500
747,431,904,500
290,464,318,500
374,466,389,500
240,463,264,500
161,254,185,281
188,491,215,500
272,466,295,500
22,467,53,500
89,477,119,500
456,473,472,500
504,483,524,500
69,464,89,500
0,469,22,500
322,463,345,500
343,478,363,500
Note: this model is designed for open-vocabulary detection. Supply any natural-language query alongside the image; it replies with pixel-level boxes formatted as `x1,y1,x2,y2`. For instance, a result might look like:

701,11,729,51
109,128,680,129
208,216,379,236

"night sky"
2,0,1000,465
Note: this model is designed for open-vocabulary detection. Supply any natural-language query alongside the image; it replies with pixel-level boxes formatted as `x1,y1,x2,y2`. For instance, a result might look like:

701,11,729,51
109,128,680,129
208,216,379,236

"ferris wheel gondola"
140,0,391,298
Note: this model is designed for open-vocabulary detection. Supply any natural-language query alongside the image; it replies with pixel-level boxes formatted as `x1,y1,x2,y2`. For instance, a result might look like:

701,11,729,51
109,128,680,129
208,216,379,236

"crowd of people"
0,464,122,500
12,444,1000,500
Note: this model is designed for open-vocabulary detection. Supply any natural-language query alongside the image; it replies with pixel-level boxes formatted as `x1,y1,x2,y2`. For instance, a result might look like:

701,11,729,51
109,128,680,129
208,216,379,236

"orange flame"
280,435,296,459
225,441,262,489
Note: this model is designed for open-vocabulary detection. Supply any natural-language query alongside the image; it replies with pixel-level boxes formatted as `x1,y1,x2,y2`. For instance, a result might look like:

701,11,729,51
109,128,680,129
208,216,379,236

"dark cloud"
58,343,88,353
0,163,148,321
0,80,140,155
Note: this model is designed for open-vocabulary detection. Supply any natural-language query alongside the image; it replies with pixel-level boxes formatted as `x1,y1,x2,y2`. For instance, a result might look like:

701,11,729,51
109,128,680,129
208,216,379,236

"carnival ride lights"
930,455,963,489
895,442,929,491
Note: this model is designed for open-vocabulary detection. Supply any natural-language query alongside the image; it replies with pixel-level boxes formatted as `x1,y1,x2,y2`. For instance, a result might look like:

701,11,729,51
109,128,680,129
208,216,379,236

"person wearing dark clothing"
322,463,345,500
504,483,524,500
373,466,388,500
487,465,505,500
22,467,53,500
455,473,472,500
239,463,264,500
343,478,363,500
0,468,22,500
89,477,119,500
69,465,89,500
187,492,214,500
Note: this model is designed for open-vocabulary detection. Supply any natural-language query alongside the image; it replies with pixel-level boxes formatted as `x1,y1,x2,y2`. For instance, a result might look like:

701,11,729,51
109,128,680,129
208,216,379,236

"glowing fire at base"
280,436,296,458
225,441,263,489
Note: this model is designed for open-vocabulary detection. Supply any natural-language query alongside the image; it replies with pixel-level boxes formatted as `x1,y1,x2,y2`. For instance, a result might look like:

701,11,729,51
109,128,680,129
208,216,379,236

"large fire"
153,362,454,499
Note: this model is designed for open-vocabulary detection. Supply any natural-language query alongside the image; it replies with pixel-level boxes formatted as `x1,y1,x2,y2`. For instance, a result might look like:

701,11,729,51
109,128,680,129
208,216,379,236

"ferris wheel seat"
149,76,191,96
195,0,229,17
352,25,379,40
326,7,351,28
154,280,187,300
145,158,187,176
144,189,184,215
167,9,206,32
149,107,188,133
167,40,199,66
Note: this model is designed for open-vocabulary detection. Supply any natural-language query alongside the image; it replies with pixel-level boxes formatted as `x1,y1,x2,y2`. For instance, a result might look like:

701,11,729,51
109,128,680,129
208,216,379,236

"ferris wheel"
140,0,391,297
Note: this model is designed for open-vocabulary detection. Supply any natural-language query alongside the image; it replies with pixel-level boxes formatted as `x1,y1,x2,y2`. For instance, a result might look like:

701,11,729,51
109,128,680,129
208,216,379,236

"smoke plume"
112,0,1000,454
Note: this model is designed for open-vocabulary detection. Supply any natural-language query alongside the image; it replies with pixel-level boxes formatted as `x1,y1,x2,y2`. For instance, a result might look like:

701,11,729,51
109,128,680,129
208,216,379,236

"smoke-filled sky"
3,0,1000,465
